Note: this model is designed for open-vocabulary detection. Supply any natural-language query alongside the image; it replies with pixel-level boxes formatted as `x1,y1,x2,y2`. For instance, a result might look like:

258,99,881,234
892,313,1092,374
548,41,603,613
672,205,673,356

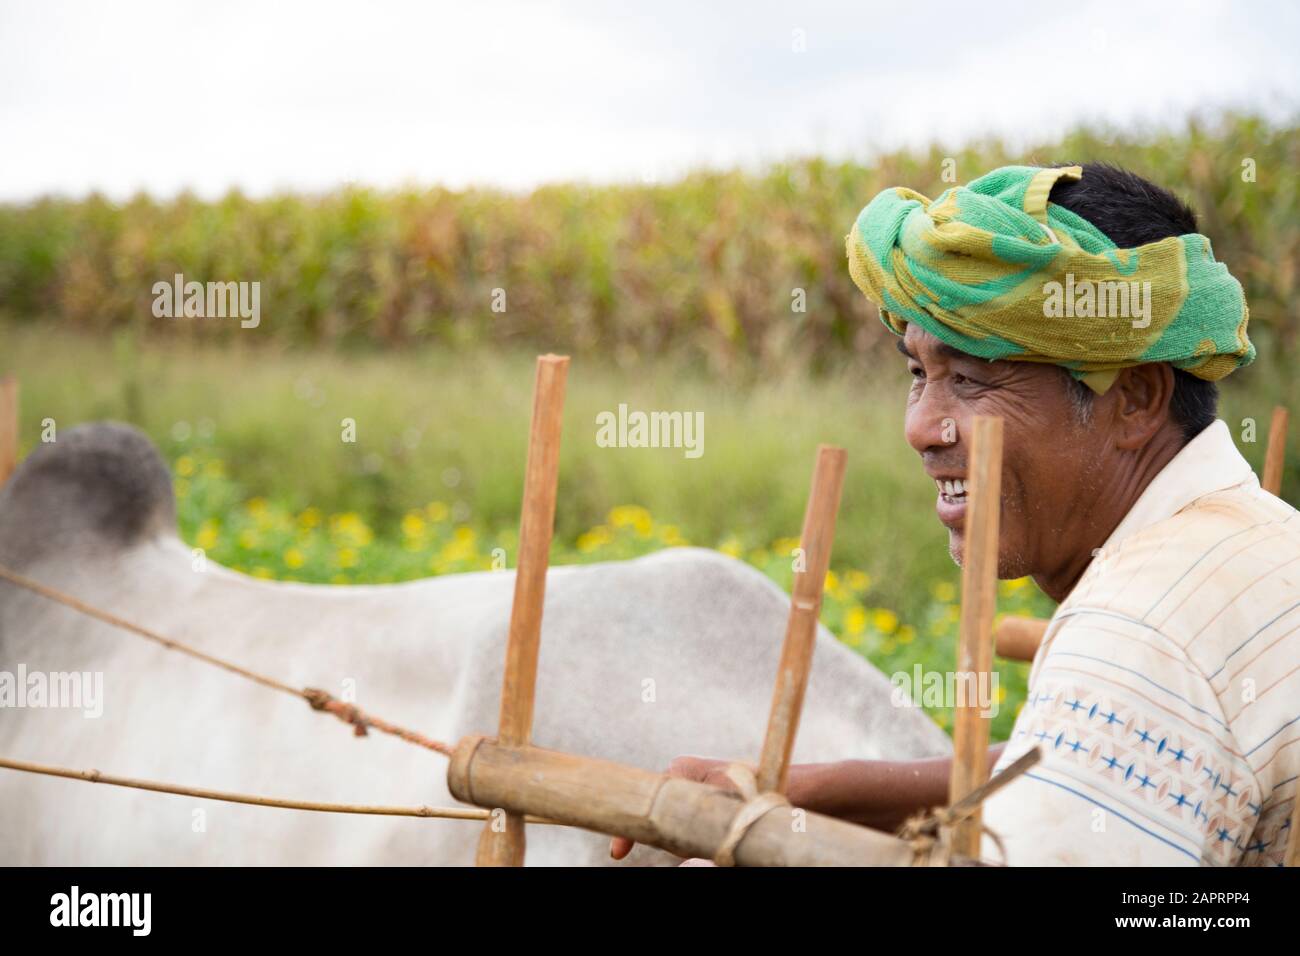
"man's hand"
608,755,740,861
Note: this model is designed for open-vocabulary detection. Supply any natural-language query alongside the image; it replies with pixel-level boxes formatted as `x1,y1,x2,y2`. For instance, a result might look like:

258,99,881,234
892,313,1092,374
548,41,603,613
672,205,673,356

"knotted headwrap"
845,165,1254,393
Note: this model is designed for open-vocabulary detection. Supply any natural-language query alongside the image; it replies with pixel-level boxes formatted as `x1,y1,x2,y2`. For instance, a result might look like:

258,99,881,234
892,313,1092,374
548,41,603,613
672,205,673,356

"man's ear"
1109,363,1175,451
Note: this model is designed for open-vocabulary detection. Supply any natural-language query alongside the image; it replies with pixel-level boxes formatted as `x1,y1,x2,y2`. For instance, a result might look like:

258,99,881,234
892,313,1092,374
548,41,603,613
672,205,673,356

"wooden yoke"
948,415,1003,859
475,355,569,867
756,445,846,794
0,376,17,487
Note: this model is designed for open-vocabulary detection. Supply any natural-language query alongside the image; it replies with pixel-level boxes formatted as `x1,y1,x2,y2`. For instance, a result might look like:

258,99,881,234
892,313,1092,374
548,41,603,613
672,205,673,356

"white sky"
1,0,1296,200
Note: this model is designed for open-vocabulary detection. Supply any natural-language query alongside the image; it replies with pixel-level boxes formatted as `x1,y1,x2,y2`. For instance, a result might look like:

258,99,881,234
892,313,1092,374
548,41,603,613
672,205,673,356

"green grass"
5,322,1295,739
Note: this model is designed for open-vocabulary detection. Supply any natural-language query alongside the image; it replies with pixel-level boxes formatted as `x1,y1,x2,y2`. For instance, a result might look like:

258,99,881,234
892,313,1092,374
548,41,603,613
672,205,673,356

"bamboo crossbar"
994,615,1048,663
450,736,926,866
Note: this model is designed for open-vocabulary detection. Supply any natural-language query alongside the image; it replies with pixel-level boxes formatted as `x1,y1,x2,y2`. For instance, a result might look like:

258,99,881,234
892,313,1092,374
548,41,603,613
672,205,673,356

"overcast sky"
1,0,1296,200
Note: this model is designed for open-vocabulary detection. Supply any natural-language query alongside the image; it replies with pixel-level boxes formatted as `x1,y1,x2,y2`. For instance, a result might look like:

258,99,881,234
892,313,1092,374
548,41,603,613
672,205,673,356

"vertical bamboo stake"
1262,405,1288,497
0,377,17,488
1287,788,1300,867
948,415,1003,859
1262,405,1296,865
755,445,847,795
475,354,569,867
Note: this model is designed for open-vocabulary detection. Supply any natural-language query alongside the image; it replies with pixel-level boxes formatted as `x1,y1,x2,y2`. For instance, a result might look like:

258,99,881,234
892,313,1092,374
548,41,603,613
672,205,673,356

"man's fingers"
610,835,634,860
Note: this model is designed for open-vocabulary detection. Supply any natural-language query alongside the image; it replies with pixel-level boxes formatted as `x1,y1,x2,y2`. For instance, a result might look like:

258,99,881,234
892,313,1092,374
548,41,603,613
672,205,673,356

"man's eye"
909,365,924,379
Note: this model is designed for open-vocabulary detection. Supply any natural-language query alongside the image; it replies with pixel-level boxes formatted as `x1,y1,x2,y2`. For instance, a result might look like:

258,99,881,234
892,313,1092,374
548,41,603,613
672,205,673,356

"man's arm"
609,743,1006,860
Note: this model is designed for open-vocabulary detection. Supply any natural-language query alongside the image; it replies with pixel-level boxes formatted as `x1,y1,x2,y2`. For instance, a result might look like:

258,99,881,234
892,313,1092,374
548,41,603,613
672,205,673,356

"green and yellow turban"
844,165,1254,393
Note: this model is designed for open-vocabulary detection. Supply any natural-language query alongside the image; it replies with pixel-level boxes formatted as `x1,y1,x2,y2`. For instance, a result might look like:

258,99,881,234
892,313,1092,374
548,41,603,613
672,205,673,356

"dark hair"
1047,162,1219,443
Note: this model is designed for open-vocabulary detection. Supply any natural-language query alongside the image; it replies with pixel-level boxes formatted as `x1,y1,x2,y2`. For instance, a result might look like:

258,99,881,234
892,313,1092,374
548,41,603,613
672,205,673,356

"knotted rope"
711,763,791,867
898,747,1041,866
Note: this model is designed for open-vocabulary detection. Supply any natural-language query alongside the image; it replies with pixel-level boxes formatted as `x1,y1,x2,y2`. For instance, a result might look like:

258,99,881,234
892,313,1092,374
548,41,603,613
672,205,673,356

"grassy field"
7,323,1296,739
1,323,1087,738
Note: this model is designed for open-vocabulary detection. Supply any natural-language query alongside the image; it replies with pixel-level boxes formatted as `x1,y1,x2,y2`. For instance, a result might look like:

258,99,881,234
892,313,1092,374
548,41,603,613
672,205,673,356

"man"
613,162,1299,866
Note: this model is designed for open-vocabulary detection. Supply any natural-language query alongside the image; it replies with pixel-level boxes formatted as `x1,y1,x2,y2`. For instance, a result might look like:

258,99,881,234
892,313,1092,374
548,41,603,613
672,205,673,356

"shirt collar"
1100,418,1257,554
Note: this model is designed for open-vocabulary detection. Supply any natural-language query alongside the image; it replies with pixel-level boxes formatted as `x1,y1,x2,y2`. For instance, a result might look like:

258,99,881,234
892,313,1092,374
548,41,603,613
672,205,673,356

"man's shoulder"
1055,479,1300,658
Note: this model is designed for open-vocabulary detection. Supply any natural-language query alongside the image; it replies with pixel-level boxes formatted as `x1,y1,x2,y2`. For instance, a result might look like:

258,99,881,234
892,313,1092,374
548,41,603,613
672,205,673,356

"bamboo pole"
994,615,1048,663
756,445,847,795
1262,405,1288,497
476,354,569,867
1287,790,1300,867
451,736,921,866
0,755,566,824
948,415,1003,858
0,376,17,487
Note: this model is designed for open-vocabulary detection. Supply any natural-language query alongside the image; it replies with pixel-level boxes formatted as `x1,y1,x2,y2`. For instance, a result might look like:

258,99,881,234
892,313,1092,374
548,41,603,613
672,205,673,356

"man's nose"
905,386,960,456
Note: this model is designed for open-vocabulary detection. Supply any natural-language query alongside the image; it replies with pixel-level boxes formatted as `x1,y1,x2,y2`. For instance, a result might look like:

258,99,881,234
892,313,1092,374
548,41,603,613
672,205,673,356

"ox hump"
0,422,176,569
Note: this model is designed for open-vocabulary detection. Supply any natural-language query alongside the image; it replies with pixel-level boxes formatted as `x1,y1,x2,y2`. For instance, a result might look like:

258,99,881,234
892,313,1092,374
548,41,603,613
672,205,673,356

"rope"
0,755,567,826
0,563,454,757
711,763,791,867
897,746,1042,866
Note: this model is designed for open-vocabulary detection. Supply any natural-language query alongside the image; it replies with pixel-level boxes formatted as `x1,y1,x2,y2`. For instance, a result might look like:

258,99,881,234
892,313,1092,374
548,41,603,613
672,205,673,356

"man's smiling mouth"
932,477,969,528
935,477,968,505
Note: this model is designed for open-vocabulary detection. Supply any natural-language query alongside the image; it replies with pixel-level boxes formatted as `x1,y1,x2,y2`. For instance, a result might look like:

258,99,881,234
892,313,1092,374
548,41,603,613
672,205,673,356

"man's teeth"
936,479,968,498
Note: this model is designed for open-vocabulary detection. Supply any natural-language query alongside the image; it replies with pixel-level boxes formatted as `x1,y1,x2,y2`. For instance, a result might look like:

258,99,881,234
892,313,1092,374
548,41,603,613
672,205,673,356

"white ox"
0,423,949,865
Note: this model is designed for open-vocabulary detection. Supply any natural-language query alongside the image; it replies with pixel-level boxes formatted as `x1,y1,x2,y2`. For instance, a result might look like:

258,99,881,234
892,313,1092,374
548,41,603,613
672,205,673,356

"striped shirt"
981,419,1300,866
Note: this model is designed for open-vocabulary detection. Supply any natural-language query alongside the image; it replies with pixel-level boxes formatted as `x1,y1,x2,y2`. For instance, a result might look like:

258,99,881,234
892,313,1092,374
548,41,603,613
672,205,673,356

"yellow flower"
238,529,260,549
195,520,219,551
401,511,427,539
175,479,190,498
871,608,899,634
844,606,867,636
997,685,1008,704
772,536,801,557
298,507,322,530
845,569,870,592
175,456,195,477
824,570,840,595
283,547,305,569
931,580,956,603
329,512,373,547
608,505,652,529
252,566,274,580
246,497,269,518
898,624,915,644
999,576,1032,597
204,460,226,478
439,528,477,563
718,536,743,558
577,525,613,553
660,524,689,547
336,547,358,568
425,501,449,522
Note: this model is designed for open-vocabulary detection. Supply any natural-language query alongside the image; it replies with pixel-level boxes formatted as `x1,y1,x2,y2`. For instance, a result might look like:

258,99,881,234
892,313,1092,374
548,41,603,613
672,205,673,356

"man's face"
897,323,1111,579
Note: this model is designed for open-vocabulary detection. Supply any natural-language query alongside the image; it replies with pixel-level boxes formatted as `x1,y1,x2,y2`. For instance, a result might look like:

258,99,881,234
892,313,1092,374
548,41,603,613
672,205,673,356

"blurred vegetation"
1,112,1296,380
2,110,1297,739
